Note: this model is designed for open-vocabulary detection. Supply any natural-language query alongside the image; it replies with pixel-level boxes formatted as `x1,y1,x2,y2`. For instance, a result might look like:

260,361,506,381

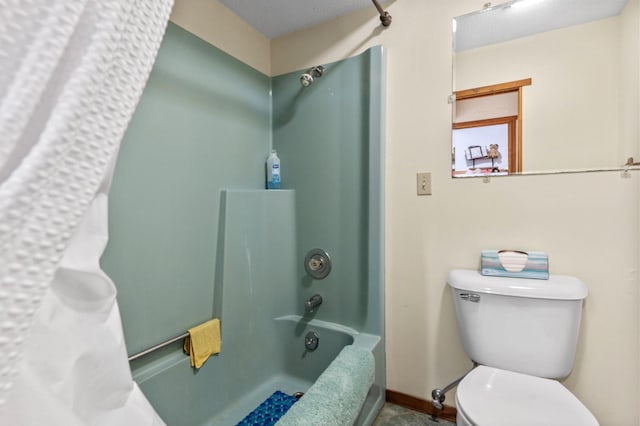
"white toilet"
448,269,599,426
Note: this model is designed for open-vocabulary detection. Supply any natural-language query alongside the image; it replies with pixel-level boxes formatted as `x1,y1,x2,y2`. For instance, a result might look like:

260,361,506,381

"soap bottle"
266,150,281,189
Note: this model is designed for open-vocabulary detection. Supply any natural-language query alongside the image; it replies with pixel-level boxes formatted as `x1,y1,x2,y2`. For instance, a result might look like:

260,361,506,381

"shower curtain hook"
371,0,392,27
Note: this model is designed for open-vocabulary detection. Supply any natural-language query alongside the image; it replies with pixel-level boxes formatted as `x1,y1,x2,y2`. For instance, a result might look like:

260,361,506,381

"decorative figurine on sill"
487,144,500,159
487,144,500,173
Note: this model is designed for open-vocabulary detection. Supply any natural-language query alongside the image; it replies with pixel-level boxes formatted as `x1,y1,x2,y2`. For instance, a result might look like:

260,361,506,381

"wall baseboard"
386,389,457,423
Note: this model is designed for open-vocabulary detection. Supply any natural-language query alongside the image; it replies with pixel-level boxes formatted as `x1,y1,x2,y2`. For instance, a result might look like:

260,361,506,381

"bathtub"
133,314,383,426
204,315,382,425
130,189,385,426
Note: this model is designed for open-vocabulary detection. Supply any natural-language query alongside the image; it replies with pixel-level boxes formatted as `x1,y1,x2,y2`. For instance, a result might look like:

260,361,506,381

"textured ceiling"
455,0,629,52
221,0,390,38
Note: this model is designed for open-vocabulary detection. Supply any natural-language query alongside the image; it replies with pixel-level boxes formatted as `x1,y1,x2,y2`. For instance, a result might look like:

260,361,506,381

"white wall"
453,124,509,173
170,1,640,424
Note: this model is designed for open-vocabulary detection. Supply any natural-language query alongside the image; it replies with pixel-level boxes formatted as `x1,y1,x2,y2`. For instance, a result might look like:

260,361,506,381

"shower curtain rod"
371,0,392,27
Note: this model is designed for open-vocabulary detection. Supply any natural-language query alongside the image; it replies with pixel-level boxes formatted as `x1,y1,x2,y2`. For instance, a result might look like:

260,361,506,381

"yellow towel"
183,319,221,368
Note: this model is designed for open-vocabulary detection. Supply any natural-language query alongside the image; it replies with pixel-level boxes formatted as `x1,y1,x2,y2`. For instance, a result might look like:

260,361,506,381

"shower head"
300,73,314,87
300,65,325,87
309,65,324,77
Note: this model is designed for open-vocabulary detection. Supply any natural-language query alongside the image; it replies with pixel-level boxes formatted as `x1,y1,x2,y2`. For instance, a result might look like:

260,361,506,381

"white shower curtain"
0,0,173,424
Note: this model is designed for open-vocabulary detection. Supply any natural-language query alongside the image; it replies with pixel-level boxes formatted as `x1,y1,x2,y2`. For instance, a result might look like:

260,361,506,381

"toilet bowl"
447,269,598,425
455,366,598,426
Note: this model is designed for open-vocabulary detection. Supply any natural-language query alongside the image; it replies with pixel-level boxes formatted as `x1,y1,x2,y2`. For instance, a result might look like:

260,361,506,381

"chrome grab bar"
128,331,189,362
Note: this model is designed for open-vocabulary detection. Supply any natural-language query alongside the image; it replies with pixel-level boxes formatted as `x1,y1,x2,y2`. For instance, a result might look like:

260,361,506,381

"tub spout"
305,294,323,313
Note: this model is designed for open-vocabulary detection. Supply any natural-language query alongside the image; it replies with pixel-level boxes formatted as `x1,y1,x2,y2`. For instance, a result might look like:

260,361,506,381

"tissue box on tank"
481,250,549,280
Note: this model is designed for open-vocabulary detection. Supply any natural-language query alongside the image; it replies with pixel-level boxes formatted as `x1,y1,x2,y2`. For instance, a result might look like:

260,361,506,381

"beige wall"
170,0,270,75
170,1,640,424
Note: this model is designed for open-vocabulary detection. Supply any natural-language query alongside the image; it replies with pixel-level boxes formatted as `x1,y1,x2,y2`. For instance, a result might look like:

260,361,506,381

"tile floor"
373,403,456,426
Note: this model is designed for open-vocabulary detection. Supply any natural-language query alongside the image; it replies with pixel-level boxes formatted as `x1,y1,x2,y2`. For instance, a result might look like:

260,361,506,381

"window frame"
454,78,531,174
453,116,517,173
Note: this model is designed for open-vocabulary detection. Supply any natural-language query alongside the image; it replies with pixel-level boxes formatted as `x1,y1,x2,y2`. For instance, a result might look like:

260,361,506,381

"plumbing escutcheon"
305,331,319,351
304,248,331,279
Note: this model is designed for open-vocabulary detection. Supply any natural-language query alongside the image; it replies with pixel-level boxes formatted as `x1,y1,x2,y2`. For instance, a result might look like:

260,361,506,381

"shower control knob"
308,256,324,271
304,248,331,279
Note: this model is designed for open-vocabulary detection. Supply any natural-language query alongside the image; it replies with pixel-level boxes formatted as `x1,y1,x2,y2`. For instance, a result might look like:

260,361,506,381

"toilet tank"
448,269,588,379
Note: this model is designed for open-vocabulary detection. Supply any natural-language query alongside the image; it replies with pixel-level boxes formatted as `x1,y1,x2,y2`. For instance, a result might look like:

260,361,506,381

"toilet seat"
456,366,599,426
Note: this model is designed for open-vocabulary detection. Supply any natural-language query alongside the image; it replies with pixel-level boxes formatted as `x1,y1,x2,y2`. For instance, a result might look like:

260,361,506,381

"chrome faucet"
304,294,323,313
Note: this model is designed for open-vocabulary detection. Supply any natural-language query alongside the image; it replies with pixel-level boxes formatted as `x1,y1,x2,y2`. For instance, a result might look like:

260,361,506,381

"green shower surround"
102,23,271,354
272,48,384,333
101,22,385,425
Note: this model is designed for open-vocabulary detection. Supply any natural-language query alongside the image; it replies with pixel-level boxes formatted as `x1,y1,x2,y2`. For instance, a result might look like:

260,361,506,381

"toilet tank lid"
448,269,588,300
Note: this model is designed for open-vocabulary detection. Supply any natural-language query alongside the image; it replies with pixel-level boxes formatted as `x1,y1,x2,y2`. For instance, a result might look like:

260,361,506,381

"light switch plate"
417,172,431,195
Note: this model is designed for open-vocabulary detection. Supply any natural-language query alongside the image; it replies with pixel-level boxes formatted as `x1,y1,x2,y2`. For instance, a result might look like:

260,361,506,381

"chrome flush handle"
460,293,481,302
